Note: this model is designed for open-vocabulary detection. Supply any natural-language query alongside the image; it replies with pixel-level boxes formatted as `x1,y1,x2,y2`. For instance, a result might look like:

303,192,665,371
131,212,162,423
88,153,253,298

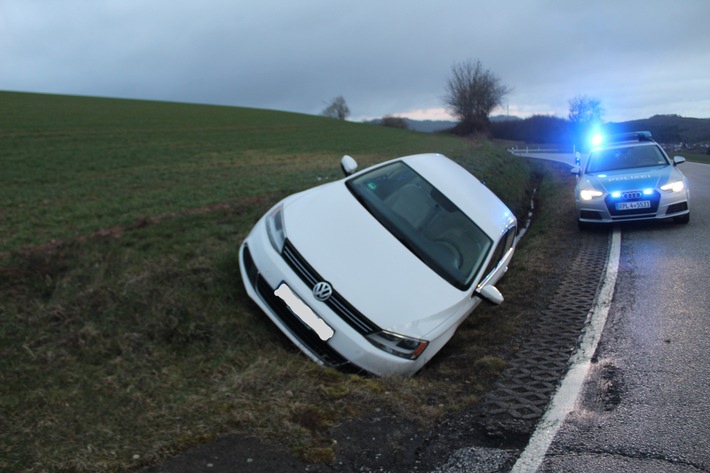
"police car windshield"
587,144,669,174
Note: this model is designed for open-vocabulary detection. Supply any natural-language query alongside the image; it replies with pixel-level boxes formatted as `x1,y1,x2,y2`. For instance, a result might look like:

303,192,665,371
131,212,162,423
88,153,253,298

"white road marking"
510,227,621,472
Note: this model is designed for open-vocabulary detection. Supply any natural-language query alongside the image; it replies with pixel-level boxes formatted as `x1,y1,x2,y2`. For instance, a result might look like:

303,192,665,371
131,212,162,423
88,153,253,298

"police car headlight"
660,180,685,193
580,189,604,201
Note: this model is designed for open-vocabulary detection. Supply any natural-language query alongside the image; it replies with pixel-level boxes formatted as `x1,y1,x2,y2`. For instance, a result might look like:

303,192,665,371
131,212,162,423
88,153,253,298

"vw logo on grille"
622,191,642,200
312,281,333,302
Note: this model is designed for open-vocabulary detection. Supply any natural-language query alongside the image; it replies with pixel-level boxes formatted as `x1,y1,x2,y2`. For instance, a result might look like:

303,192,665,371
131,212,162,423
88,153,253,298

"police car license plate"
616,201,651,211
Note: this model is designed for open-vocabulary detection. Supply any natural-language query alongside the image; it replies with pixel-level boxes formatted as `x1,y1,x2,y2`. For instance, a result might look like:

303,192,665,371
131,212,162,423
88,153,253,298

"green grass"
0,91,559,472
1,91,485,253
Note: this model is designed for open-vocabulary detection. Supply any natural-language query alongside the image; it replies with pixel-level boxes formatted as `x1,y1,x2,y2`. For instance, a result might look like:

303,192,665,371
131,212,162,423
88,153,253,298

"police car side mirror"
570,165,581,175
673,156,686,166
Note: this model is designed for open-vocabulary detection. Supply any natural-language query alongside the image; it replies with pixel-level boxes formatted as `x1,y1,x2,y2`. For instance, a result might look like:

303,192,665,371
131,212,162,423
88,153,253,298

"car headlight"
660,180,685,193
366,330,428,360
265,204,287,252
579,189,604,201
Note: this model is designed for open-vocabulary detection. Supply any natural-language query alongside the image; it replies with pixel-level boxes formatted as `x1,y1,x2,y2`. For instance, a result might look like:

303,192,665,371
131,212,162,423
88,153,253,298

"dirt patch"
585,359,625,412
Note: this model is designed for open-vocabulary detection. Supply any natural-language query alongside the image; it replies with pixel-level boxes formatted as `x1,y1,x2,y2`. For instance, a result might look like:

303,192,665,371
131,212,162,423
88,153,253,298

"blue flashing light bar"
607,131,653,143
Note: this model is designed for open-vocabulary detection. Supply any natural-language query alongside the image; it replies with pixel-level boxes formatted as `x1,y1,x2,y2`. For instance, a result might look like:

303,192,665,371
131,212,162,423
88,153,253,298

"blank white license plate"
616,200,651,211
274,283,334,341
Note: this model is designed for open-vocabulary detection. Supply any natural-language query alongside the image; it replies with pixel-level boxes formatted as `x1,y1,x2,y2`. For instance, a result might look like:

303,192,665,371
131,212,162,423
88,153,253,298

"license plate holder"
274,283,334,341
616,200,651,211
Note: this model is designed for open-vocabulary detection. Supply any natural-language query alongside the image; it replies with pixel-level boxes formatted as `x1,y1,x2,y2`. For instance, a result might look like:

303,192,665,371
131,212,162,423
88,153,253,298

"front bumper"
238,217,429,376
576,188,689,223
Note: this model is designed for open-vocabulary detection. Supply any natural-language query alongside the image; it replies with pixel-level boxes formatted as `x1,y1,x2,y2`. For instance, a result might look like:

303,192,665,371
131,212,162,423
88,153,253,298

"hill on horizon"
367,113,709,143
606,114,710,143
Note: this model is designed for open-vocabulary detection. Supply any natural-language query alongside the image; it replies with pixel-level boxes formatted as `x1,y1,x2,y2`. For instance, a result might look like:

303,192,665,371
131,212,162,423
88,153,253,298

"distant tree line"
491,113,708,149
380,115,409,129
321,62,709,147
491,115,572,146
490,94,605,151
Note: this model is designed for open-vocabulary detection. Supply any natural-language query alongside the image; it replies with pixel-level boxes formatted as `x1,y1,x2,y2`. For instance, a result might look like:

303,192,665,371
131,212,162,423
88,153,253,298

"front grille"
282,240,378,335
621,191,642,200
606,189,660,217
253,274,353,368
241,244,363,373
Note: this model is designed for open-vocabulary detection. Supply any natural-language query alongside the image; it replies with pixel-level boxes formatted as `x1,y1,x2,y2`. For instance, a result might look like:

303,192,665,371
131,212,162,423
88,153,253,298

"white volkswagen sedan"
239,153,517,376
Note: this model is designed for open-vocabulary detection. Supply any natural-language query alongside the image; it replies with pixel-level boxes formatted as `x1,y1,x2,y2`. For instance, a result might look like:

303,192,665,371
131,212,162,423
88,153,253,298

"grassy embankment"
0,91,576,471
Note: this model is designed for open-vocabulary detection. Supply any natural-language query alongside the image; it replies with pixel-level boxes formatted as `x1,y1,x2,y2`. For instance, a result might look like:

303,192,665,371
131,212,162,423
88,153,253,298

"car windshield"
586,144,669,173
346,161,492,290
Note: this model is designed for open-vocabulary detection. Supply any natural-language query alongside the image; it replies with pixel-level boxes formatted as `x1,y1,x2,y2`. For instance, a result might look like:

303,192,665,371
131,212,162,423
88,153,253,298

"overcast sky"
2,0,709,122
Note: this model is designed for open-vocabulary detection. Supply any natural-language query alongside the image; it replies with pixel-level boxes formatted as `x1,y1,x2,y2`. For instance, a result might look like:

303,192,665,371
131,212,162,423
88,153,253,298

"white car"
572,131,690,229
239,153,517,376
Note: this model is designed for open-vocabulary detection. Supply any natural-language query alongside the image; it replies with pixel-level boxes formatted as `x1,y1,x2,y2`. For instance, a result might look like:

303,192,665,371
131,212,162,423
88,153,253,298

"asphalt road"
522,158,710,472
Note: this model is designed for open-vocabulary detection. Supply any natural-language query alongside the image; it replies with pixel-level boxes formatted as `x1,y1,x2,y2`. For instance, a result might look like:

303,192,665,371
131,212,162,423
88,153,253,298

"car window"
586,144,669,173
346,162,493,290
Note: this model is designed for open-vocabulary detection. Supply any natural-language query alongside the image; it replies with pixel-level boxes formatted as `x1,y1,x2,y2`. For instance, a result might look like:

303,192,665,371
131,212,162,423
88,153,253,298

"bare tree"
444,59,511,134
322,96,350,120
568,94,605,150
380,115,408,129
568,94,604,127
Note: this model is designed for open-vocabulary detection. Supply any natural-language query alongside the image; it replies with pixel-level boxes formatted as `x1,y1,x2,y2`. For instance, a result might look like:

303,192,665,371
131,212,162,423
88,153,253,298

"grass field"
0,91,575,471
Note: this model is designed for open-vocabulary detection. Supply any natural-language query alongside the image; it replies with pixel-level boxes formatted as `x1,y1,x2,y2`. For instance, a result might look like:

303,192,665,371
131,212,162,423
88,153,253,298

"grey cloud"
1,0,709,121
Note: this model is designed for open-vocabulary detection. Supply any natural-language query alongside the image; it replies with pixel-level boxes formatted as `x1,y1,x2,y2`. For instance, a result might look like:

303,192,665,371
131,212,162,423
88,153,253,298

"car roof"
398,153,516,238
594,131,658,152
596,140,657,151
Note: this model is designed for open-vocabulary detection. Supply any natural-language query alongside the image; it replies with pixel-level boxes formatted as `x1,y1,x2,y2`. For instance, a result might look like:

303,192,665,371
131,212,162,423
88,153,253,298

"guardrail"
509,146,564,154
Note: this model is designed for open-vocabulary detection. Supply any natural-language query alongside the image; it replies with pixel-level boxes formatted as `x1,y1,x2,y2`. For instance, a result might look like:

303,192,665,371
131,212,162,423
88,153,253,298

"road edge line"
510,227,621,473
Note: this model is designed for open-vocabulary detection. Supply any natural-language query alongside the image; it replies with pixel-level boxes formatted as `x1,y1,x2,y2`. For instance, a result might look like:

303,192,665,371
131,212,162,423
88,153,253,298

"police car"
572,131,690,229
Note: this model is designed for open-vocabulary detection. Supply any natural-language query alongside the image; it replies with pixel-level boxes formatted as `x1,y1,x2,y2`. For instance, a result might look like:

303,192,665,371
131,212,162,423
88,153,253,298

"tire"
674,213,690,224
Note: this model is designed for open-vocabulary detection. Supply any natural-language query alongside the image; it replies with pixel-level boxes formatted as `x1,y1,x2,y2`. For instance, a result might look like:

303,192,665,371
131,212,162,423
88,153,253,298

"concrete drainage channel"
431,228,612,473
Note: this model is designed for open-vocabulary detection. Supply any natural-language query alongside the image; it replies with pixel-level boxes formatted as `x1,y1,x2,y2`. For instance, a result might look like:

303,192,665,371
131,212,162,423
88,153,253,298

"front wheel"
674,213,690,224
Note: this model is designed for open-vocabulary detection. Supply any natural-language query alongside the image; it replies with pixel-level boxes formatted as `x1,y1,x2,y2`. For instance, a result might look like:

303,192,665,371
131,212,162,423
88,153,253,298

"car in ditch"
572,131,690,229
239,153,517,376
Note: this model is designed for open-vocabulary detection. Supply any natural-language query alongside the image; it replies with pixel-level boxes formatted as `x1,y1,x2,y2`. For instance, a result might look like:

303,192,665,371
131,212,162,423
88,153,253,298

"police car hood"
281,181,474,339
587,165,675,192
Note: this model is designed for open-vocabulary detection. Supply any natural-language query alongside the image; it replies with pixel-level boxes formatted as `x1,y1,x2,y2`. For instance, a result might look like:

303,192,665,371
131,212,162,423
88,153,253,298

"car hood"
585,165,678,192
281,181,473,339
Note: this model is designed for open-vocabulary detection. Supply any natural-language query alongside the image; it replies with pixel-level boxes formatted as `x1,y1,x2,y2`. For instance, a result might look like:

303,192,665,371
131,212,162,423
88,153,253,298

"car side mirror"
477,285,504,305
475,246,513,305
673,156,686,166
341,155,358,176
570,165,581,175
